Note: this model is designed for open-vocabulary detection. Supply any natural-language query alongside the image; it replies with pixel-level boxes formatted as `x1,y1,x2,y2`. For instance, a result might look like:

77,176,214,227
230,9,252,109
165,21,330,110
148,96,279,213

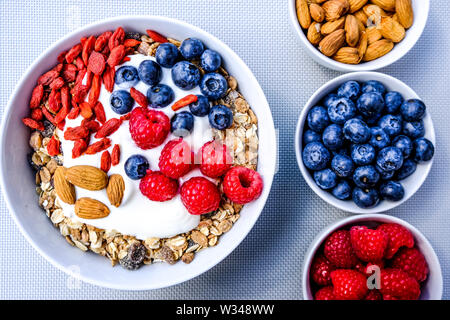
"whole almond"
371,0,395,12
396,0,413,28
310,3,325,22
345,15,360,47
65,165,108,191
106,174,125,207
296,0,311,29
348,0,368,13
366,26,383,44
380,16,405,42
363,4,387,26
319,29,346,56
75,197,110,219
307,22,324,45
321,16,345,35
54,167,76,205
354,9,369,25
363,39,394,61
323,0,349,21
333,47,360,64
357,31,368,59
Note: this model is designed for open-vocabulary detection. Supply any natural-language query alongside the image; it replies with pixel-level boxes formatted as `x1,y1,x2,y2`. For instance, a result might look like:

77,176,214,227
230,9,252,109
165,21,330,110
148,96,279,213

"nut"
333,47,360,64
345,15,360,47
362,39,394,61
310,3,325,22
54,167,76,205
357,31,368,58
106,174,125,207
363,4,387,26
396,0,413,29
75,197,110,219
65,165,108,191
366,26,383,44
323,0,349,21
348,0,368,13
307,22,323,45
371,0,395,12
320,16,345,35
319,29,346,56
380,16,405,43
296,0,311,29
354,9,369,25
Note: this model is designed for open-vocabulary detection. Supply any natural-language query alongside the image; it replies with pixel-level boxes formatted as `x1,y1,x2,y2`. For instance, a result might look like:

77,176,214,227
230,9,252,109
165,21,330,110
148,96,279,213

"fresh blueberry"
303,129,321,145
343,118,370,144
124,155,149,180
147,84,175,108
155,43,179,68
322,93,338,110
322,124,344,150
385,91,404,114
396,159,417,180
369,127,390,150
400,99,426,121
110,90,134,114
353,165,380,188
189,95,210,117
171,61,201,90
352,187,380,208
180,38,205,60
331,154,354,178
138,60,162,86
351,143,376,165
337,81,360,100
402,120,425,138
365,113,382,126
362,80,386,95
379,181,405,201
115,66,139,89
200,73,228,100
302,142,330,171
392,135,413,158
200,49,222,72
378,114,402,137
332,180,352,200
327,97,356,125
357,92,385,118
314,169,338,190
171,111,194,137
413,138,434,162
377,146,404,172
307,106,330,133
376,164,395,180
208,105,233,130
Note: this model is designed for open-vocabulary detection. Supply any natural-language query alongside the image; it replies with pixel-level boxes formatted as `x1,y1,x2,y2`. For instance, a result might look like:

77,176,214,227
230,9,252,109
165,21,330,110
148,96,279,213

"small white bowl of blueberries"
295,72,435,213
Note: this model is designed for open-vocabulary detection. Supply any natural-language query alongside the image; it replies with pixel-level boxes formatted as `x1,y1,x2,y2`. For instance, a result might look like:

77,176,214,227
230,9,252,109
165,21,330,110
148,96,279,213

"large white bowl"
288,0,430,72
0,16,277,290
302,214,443,300
295,72,435,213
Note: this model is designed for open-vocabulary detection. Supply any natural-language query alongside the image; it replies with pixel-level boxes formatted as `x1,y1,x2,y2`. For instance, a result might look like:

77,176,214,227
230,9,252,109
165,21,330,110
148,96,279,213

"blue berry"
208,105,233,130
171,61,201,90
200,73,228,100
332,180,352,200
180,38,205,60
351,143,376,165
376,164,395,180
322,124,344,150
378,114,402,137
384,91,404,114
110,90,134,114
402,120,425,138
357,92,385,118
323,93,338,109
396,159,417,180
200,49,222,72
400,99,426,121
303,129,321,145
337,81,360,100
302,142,330,171
327,97,356,125
353,165,380,188
155,43,179,68
307,106,330,133
362,80,386,95
124,155,149,180
314,169,338,190
413,138,434,162
369,127,390,150
171,111,194,137
147,84,175,108
392,135,413,158
115,66,139,89
379,181,405,201
138,60,162,86
189,95,210,117
352,187,380,208
343,118,370,144
331,154,354,178
377,146,404,172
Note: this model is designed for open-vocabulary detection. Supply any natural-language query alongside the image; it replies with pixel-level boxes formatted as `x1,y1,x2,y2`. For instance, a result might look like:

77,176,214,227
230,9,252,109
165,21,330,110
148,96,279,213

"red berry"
382,294,399,300
324,230,359,268
355,260,385,277
380,268,421,300
377,223,414,259
350,226,388,262
180,177,220,215
331,269,368,300
139,171,178,202
159,138,194,179
391,248,429,283
310,255,335,286
223,166,263,204
199,141,233,178
129,107,170,149
364,290,382,300
315,286,336,300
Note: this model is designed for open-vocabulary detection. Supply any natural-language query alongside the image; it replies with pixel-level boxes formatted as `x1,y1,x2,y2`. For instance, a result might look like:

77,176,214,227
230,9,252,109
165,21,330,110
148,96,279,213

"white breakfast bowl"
0,16,277,290
302,214,443,300
288,0,430,72
295,72,435,213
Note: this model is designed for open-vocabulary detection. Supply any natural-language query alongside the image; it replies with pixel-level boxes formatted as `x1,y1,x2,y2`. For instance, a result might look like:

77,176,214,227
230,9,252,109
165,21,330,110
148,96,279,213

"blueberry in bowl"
322,124,344,151
357,92,385,119
351,143,376,166
361,80,386,95
110,90,134,114
307,106,330,133
378,114,402,137
171,61,201,90
138,60,162,86
155,43,179,68
171,111,194,137
337,81,360,101
327,97,356,125
189,95,210,117
200,49,222,73
384,91,404,114
200,73,228,100
331,154,354,178
302,142,330,171
376,146,404,172
314,169,337,190
353,165,380,189
403,120,425,139
343,118,370,144
147,84,175,108
179,38,205,60
208,104,233,130
115,66,139,89
124,155,150,180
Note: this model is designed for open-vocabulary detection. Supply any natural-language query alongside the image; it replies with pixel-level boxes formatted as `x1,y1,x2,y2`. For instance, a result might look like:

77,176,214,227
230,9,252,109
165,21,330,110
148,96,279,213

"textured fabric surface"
0,0,449,300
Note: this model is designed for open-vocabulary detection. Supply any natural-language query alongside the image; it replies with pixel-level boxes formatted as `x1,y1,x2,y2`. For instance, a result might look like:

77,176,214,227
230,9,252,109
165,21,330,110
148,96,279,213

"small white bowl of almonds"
289,0,429,72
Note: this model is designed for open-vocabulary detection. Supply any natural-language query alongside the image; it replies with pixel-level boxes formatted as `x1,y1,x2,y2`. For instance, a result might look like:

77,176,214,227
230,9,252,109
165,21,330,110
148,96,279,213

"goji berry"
52,63,64,73
79,102,93,119
108,27,125,50
22,118,45,131
85,138,111,155
95,118,122,138
48,89,61,113
57,50,68,63
80,37,87,46
46,136,60,156
49,77,65,90
29,84,44,109
57,120,66,130
75,56,85,70
124,39,141,47
101,45,110,56
61,64,78,83
72,139,87,158
37,69,59,86
130,87,148,108
146,30,168,43
67,106,80,120
95,31,112,52
64,126,90,141
121,56,131,64
65,43,82,63
42,107,56,125
102,65,115,92
82,119,100,133
31,108,43,121
100,150,111,173
88,74,101,106
111,144,120,166
55,86,70,123
107,45,125,68
171,94,198,111
93,101,106,124
88,51,106,75
120,113,131,121
82,35,96,66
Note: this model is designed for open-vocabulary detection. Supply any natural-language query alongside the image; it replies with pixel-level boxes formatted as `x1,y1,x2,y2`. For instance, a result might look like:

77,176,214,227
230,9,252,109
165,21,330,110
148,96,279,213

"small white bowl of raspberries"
302,214,442,300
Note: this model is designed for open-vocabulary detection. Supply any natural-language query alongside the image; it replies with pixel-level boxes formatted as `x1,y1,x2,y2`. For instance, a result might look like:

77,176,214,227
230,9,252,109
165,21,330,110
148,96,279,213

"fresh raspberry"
324,230,359,268
364,290,382,300
199,141,233,178
223,166,263,204
391,248,429,282
331,269,368,300
139,171,178,202
377,223,414,259
310,255,335,286
180,177,220,215
355,260,385,276
315,286,336,300
129,107,170,149
159,138,194,179
382,294,399,300
380,268,421,300
350,226,388,262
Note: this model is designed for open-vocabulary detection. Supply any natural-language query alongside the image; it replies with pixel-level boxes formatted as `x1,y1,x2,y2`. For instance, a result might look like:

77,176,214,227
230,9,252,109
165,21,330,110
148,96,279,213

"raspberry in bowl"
303,214,442,300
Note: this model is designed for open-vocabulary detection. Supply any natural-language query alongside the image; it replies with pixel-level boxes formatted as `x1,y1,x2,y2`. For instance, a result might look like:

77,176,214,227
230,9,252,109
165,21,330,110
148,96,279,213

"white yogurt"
58,54,214,240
